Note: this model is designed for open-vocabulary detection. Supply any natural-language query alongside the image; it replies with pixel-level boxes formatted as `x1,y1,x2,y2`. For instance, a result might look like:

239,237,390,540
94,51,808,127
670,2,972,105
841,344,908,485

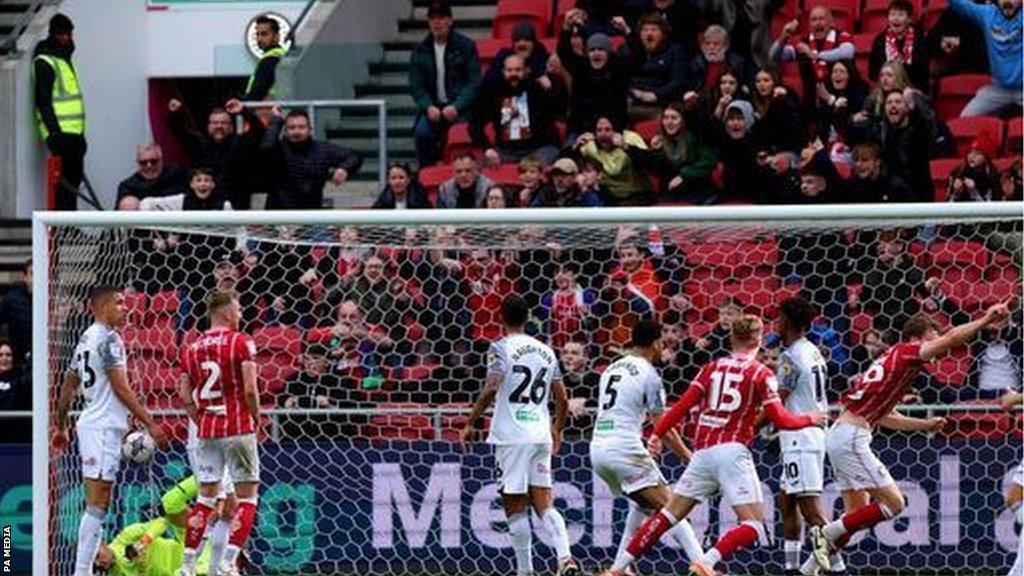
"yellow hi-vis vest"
33,54,85,140
245,45,286,98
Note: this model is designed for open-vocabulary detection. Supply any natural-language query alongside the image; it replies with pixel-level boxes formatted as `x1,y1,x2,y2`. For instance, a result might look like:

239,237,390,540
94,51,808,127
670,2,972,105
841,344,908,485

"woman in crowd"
373,163,432,209
648,102,717,204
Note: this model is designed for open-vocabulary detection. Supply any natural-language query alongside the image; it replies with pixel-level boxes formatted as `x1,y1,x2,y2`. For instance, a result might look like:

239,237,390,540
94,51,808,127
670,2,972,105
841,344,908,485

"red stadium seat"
493,0,551,39
147,291,179,328
418,164,454,202
483,163,521,186
123,326,177,359
553,0,577,35
921,0,948,31
811,0,857,32
123,291,148,326
849,310,875,346
253,326,302,356
994,156,1018,172
852,33,874,80
632,119,661,144
944,401,1014,440
924,347,971,387
256,351,296,394
936,74,992,120
305,327,335,344
476,38,508,71
860,0,891,34
779,62,805,102
770,0,801,39
927,239,988,269
945,116,1004,158
367,403,435,440
1007,116,1023,154
929,158,959,201
444,123,479,164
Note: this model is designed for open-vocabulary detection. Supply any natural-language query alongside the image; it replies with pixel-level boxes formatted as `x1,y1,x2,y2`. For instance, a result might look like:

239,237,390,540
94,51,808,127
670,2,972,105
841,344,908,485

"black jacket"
619,40,688,104
0,368,27,411
483,43,552,91
869,27,930,89
843,169,916,203
409,31,481,113
260,118,363,209
470,77,561,152
117,164,190,203
372,184,433,209
687,51,755,92
0,284,31,362
558,32,630,134
751,93,804,154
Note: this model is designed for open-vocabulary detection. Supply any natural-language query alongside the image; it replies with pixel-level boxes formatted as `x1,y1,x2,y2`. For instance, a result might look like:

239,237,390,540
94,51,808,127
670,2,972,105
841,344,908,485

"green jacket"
408,31,481,114
108,518,212,576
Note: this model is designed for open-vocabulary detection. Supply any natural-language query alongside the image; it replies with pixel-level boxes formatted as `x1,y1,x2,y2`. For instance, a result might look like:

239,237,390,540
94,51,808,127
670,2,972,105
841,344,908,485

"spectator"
769,147,845,203
815,60,869,141
33,14,85,211
464,249,515,342
576,117,653,205
116,144,189,205
750,67,803,155
260,107,362,209
325,253,412,346
858,62,931,120
949,0,1022,117
557,32,630,139
165,98,263,209
844,141,915,202
575,157,609,206
235,226,317,330
700,0,773,67
516,156,545,206
851,232,926,335
710,100,764,201
328,299,395,381
472,53,562,166
540,262,598,348
0,342,26,411
280,343,343,410
658,308,708,392
770,7,854,89
0,260,31,365
846,328,887,379
134,168,232,211
485,185,512,208
927,6,989,78
964,311,1022,400
873,89,934,201
1000,159,1023,202
648,0,702,56
559,340,600,436
688,25,754,96
702,297,743,359
569,1,637,36
648,101,717,203
409,1,481,167
243,15,287,101
482,22,553,90
948,133,1000,202
620,13,688,119
868,0,929,89
531,158,601,207
703,66,749,120
373,163,432,209
437,153,495,208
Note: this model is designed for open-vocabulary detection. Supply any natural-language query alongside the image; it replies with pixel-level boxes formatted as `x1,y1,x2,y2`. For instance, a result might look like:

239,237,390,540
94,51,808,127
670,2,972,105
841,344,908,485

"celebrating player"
590,319,705,573
773,297,843,576
602,314,825,576
1000,391,1023,576
56,285,167,576
810,304,1010,570
177,289,261,576
460,295,582,576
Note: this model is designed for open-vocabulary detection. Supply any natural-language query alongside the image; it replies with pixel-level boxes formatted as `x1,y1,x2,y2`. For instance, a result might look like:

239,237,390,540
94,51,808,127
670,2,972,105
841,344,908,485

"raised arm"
920,303,1010,362
763,400,823,430
877,410,946,432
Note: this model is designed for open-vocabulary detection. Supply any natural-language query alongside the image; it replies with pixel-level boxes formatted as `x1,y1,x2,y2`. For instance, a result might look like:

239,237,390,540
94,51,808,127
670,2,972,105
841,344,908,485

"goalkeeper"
92,476,217,576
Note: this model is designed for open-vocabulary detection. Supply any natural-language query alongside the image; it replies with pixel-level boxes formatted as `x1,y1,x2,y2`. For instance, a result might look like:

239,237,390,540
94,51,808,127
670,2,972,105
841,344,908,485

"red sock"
714,523,759,560
228,500,257,548
626,510,674,559
184,501,214,551
841,503,892,534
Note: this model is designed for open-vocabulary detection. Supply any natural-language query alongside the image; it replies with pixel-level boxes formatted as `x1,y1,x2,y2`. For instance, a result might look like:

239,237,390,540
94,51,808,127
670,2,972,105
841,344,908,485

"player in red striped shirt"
177,289,261,576
602,315,825,576
808,303,1009,573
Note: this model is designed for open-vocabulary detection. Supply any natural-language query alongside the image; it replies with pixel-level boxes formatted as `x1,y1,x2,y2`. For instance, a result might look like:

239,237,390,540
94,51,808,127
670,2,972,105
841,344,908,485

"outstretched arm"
652,384,704,438
920,303,1010,362
878,410,946,432
763,400,823,430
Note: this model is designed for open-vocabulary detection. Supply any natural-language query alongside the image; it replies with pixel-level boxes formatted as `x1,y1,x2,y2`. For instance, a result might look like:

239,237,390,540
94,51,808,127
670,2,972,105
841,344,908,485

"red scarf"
808,29,839,81
884,26,915,65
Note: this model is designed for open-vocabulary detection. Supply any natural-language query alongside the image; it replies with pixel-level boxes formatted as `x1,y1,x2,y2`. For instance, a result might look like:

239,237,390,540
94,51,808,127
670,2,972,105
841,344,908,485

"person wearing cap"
557,31,629,141
472,53,563,166
409,1,481,167
482,22,554,92
947,132,1000,202
619,13,688,120
33,13,85,210
530,158,585,207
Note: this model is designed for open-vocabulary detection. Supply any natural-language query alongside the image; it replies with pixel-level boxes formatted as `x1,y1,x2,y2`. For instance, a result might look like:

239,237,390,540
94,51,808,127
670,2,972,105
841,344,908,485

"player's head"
500,294,529,330
93,543,114,571
205,288,241,330
778,296,817,341
902,313,940,343
631,318,663,358
89,285,126,327
731,314,764,352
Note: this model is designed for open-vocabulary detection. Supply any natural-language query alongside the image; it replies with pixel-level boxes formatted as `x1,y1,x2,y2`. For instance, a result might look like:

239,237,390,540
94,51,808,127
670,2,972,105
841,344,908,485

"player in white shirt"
56,286,167,576
1000,391,1024,576
590,319,705,574
774,297,841,576
461,295,581,576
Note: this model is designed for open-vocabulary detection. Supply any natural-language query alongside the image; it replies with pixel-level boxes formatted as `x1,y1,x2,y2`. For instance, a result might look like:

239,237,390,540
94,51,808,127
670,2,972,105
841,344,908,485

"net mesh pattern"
46,214,1022,575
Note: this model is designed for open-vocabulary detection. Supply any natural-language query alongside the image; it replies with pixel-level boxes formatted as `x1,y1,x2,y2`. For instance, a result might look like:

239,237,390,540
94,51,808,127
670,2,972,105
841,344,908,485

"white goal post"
33,203,1024,575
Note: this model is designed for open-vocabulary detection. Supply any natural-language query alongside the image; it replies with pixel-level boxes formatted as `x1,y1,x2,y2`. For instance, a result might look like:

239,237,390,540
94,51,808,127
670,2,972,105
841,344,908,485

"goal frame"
32,202,1023,574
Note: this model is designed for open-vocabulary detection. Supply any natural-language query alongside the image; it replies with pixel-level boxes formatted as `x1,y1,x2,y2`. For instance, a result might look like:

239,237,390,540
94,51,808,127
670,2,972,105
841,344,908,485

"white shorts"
194,434,260,486
494,443,552,495
187,422,234,496
825,422,894,491
673,443,763,505
590,442,666,496
1013,462,1023,488
77,425,126,481
780,449,826,495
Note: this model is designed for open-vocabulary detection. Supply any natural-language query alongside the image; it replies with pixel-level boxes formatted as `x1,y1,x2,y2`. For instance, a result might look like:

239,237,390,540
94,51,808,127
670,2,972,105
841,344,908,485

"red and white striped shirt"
181,327,258,439
688,353,781,451
842,342,923,425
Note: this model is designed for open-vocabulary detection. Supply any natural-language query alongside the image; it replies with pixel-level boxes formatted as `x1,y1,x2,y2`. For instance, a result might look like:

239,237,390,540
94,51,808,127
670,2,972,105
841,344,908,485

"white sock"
1013,501,1023,525
784,539,803,570
74,506,105,576
701,547,723,568
800,555,819,575
615,504,647,568
541,508,572,563
508,512,533,576
664,519,704,563
830,553,846,573
223,544,242,571
822,519,847,541
210,519,232,572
